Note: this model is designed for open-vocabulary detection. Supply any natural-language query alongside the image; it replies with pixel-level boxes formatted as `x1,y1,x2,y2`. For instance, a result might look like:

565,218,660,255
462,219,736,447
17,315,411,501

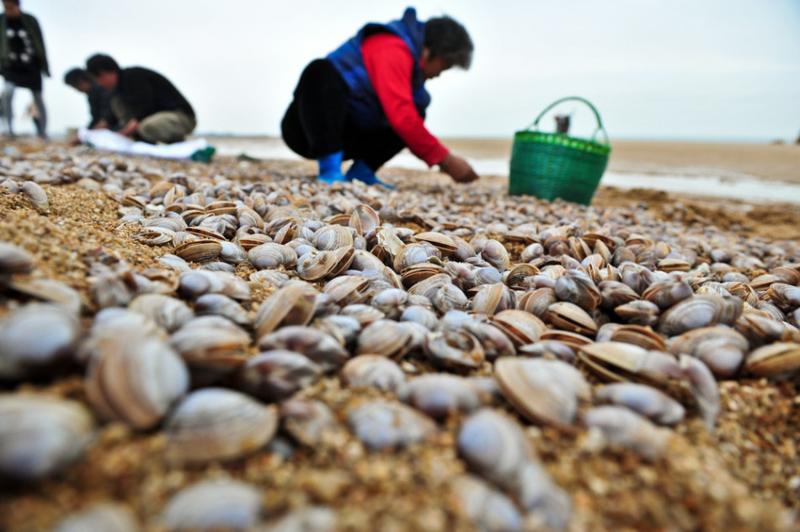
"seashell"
431,282,469,314
0,395,94,479
495,357,590,427
297,247,354,281
129,293,193,332
554,270,601,311
174,239,222,263
347,400,436,451
249,269,290,288
598,280,639,309
21,181,49,212
169,318,250,382
516,287,556,318
767,282,800,311
595,383,685,425
356,319,415,359
178,269,250,300
259,325,348,370
658,294,743,336
0,303,80,380
160,479,262,530
472,283,516,316
314,224,354,250
596,323,667,352
4,278,82,315
744,342,800,377
248,242,297,269
614,300,660,326
425,330,485,370
398,374,482,419
236,350,322,402
545,302,598,337
341,354,406,393
237,205,265,229
219,241,247,264
263,506,337,532
323,275,370,306
519,340,577,363
314,314,362,346
538,329,593,351
195,293,251,325
165,388,278,463
618,262,654,294
457,409,570,528
450,475,523,532
371,288,409,318
280,399,341,447
159,253,191,272
349,204,380,235
237,233,271,251
0,241,34,274
490,309,546,347
413,231,458,256
583,406,671,460
1,178,19,193
678,355,719,429
463,320,516,360
641,280,694,310
85,334,189,429
505,263,539,290
520,242,545,263
578,342,682,385
479,240,510,270
254,283,317,339
668,326,748,377
54,503,139,532
393,243,441,273
135,226,175,245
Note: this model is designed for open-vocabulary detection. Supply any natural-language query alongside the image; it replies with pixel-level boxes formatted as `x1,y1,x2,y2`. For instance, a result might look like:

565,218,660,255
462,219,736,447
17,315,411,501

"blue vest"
327,7,431,130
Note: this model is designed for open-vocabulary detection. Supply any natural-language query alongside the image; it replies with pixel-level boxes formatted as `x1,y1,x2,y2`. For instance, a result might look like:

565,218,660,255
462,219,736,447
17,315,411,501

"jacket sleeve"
361,34,449,167
26,15,48,76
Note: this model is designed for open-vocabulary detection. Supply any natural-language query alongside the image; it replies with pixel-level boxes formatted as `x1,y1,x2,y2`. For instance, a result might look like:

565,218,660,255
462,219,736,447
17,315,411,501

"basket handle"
525,96,609,145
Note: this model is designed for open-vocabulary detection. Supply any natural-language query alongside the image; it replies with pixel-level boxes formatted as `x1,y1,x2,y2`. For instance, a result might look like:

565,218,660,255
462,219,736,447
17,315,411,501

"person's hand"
119,119,139,137
439,153,479,183
91,119,109,130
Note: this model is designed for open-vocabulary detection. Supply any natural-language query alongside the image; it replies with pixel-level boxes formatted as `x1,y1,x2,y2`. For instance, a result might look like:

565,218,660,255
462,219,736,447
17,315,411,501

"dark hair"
424,15,473,69
86,54,120,76
64,68,90,87
3,0,21,6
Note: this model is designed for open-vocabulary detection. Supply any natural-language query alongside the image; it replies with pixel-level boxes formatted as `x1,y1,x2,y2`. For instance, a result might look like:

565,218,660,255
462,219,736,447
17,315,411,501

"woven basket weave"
509,96,611,205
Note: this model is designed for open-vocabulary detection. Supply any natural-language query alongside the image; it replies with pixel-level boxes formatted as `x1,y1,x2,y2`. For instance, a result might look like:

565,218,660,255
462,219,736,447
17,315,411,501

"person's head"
64,68,93,93
86,53,120,90
2,0,21,18
421,15,473,80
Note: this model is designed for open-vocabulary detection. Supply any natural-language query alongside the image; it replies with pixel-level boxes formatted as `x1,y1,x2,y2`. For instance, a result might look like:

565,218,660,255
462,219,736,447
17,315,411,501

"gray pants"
2,81,47,138
138,111,196,144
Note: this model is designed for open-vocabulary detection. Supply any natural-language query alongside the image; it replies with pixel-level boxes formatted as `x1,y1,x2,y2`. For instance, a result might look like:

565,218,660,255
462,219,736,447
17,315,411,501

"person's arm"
28,15,48,76
362,34,477,182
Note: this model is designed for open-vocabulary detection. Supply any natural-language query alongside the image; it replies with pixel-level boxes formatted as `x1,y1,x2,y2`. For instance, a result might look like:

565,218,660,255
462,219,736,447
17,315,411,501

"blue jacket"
327,7,431,130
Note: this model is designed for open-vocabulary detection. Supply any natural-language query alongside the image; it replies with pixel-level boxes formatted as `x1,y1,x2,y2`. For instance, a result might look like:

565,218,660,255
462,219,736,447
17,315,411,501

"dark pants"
281,59,404,171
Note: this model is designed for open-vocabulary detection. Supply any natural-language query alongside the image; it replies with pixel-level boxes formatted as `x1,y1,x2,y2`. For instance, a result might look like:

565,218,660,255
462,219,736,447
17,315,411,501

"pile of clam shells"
1,147,799,530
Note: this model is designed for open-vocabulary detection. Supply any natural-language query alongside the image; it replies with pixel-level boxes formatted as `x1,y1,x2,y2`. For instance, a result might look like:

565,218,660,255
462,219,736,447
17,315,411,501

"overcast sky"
12,0,800,140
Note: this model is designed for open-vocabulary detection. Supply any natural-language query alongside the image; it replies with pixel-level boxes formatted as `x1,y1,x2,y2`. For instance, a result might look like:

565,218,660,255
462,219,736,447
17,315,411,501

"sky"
11,0,800,141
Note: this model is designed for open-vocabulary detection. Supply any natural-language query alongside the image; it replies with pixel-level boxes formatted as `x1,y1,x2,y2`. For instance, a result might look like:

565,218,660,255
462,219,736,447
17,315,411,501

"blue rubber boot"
346,160,395,189
317,151,346,184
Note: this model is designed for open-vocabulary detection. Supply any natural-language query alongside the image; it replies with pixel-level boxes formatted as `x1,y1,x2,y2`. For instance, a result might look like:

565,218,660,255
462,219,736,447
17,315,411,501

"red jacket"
361,33,449,166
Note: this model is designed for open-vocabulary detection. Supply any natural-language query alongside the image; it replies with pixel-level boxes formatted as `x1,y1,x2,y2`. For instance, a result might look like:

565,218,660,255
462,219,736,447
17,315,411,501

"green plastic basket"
509,96,611,204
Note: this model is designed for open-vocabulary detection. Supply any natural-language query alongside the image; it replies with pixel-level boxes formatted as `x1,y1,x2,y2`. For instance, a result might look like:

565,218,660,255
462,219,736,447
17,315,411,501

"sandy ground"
442,138,800,184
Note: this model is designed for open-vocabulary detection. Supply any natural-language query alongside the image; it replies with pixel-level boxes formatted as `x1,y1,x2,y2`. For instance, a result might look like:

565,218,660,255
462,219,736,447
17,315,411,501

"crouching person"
281,7,479,186
86,53,195,144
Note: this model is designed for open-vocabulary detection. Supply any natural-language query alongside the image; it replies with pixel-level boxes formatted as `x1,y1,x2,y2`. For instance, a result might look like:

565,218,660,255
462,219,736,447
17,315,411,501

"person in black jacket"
0,0,48,138
63,68,117,130
86,53,195,144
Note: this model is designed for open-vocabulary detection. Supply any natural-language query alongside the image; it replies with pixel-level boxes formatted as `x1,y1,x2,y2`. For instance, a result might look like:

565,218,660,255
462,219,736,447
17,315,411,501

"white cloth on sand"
78,128,210,160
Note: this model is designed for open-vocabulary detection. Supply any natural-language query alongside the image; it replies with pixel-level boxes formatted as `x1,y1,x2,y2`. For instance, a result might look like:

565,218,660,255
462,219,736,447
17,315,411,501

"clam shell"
248,242,297,269
129,294,193,333
174,239,222,263
398,374,483,419
254,283,317,339
658,295,743,336
54,503,139,532
21,181,49,212
4,278,82,315
545,302,598,337
259,326,348,370
262,506,337,532
595,383,685,425
450,475,523,532
668,326,749,377
236,350,322,402
578,342,682,385
744,342,800,377
0,303,80,380
491,309,547,346
0,395,94,479
280,399,341,447
195,293,251,326
0,242,34,274
85,335,189,429
356,319,415,359
341,354,406,393
584,406,671,460
165,388,278,463
347,400,436,451
495,357,590,427
425,330,485,370
160,479,262,530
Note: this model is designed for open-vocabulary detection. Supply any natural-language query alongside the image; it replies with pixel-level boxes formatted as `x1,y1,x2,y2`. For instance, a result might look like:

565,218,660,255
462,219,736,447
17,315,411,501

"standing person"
63,68,118,130
85,53,196,144
281,7,479,186
0,0,48,138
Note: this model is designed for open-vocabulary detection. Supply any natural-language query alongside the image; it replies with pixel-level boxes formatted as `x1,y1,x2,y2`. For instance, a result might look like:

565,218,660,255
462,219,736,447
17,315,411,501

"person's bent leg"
32,90,47,139
344,125,405,188
2,82,16,136
138,111,195,144
283,59,349,183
